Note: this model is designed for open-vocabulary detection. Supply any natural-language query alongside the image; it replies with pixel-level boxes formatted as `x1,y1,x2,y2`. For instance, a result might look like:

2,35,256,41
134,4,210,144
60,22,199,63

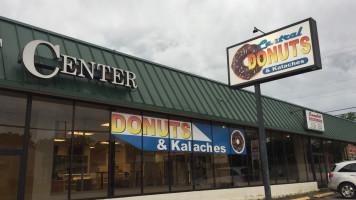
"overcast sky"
1,0,356,116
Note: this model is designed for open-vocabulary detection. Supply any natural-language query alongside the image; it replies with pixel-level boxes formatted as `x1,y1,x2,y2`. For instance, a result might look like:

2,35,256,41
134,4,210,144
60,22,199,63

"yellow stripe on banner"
313,192,335,198
290,197,310,200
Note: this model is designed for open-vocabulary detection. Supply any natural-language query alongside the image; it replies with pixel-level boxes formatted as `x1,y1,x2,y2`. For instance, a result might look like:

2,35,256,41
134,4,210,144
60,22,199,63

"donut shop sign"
227,18,322,88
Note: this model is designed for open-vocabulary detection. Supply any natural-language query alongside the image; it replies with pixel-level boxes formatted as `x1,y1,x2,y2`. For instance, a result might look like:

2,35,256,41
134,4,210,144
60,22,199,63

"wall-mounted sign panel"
111,112,246,155
304,110,325,132
227,18,322,88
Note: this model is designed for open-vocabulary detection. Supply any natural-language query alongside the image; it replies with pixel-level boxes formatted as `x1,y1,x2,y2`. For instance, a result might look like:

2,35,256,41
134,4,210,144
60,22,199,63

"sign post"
227,18,322,200
254,83,272,199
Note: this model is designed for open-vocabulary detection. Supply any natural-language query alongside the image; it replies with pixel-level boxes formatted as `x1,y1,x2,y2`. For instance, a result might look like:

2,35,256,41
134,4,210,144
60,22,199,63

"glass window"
284,133,298,183
310,137,327,187
0,155,20,200
112,108,142,196
273,132,288,184
213,123,230,188
170,116,192,192
339,164,356,173
229,126,249,187
334,142,348,162
71,103,109,199
303,136,314,181
0,90,27,149
293,135,308,182
192,120,214,190
142,112,169,194
323,140,335,172
246,127,262,186
25,97,73,200
266,131,277,184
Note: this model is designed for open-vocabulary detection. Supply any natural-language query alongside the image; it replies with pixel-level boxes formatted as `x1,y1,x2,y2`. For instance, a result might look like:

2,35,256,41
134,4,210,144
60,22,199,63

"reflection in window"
143,113,169,194
0,155,20,200
273,133,288,184
192,120,214,190
266,131,277,184
0,90,27,149
25,97,72,200
113,109,142,196
311,137,327,187
284,134,298,183
229,126,249,187
304,137,314,181
171,117,192,192
213,123,231,188
71,103,109,199
246,128,262,186
294,135,309,182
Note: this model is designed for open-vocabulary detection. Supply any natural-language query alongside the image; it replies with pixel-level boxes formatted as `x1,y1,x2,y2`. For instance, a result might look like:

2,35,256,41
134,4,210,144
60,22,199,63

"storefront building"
0,16,355,200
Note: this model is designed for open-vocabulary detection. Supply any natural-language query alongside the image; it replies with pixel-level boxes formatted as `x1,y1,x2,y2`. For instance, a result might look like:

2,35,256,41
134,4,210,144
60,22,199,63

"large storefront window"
311,137,327,187
25,97,73,200
4,89,355,200
0,91,27,149
274,132,288,184
113,109,142,196
294,135,309,182
334,141,348,162
0,91,27,200
266,131,277,184
192,120,214,190
284,133,298,183
323,140,335,172
0,155,20,200
170,116,192,192
142,112,169,194
229,126,249,187
213,123,230,188
246,128,262,186
71,103,109,199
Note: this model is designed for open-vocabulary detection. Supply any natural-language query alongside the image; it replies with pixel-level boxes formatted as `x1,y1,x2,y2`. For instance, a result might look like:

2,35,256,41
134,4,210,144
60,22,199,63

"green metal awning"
0,16,355,143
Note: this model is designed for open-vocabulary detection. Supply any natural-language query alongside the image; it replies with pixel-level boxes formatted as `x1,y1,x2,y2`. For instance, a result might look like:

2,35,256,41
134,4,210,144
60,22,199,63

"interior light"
99,141,120,145
90,146,95,149
100,141,109,144
101,123,110,127
54,139,66,142
285,135,290,138
67,132,94,136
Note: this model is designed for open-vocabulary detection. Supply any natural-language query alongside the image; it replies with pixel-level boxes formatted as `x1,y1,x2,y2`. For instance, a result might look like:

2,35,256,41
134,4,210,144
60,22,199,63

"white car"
328,160,356,199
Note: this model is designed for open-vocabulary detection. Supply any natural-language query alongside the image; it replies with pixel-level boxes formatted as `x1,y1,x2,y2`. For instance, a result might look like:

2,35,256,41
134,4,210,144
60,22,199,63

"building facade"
0,16,355,200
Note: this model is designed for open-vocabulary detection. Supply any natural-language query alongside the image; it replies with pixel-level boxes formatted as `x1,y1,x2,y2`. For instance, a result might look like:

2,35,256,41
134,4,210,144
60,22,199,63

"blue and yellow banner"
111,112,246,155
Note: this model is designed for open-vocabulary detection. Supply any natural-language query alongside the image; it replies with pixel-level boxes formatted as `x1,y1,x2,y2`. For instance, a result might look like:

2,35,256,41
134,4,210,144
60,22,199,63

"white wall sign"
305,110,325,132
227,18,322,88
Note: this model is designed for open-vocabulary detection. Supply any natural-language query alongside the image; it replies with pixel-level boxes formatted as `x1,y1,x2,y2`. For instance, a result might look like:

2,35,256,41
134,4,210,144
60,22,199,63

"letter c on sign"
22,40,60,78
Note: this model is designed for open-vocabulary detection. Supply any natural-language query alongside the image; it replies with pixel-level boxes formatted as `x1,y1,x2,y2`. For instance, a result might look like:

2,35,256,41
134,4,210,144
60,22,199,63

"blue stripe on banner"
263,57,308,74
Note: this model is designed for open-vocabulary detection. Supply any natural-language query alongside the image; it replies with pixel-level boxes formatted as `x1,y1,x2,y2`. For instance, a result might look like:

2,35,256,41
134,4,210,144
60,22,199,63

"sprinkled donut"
231,130,245,154
231,44,262,80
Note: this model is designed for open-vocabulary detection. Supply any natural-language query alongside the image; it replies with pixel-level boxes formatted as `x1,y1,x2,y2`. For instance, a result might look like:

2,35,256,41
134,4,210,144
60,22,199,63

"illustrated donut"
231,130,245,154
231,44,262,80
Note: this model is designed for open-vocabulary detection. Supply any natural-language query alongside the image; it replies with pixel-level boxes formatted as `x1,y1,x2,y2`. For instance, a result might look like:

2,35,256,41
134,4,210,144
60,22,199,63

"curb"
290,197,310,200
313,192,335,198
